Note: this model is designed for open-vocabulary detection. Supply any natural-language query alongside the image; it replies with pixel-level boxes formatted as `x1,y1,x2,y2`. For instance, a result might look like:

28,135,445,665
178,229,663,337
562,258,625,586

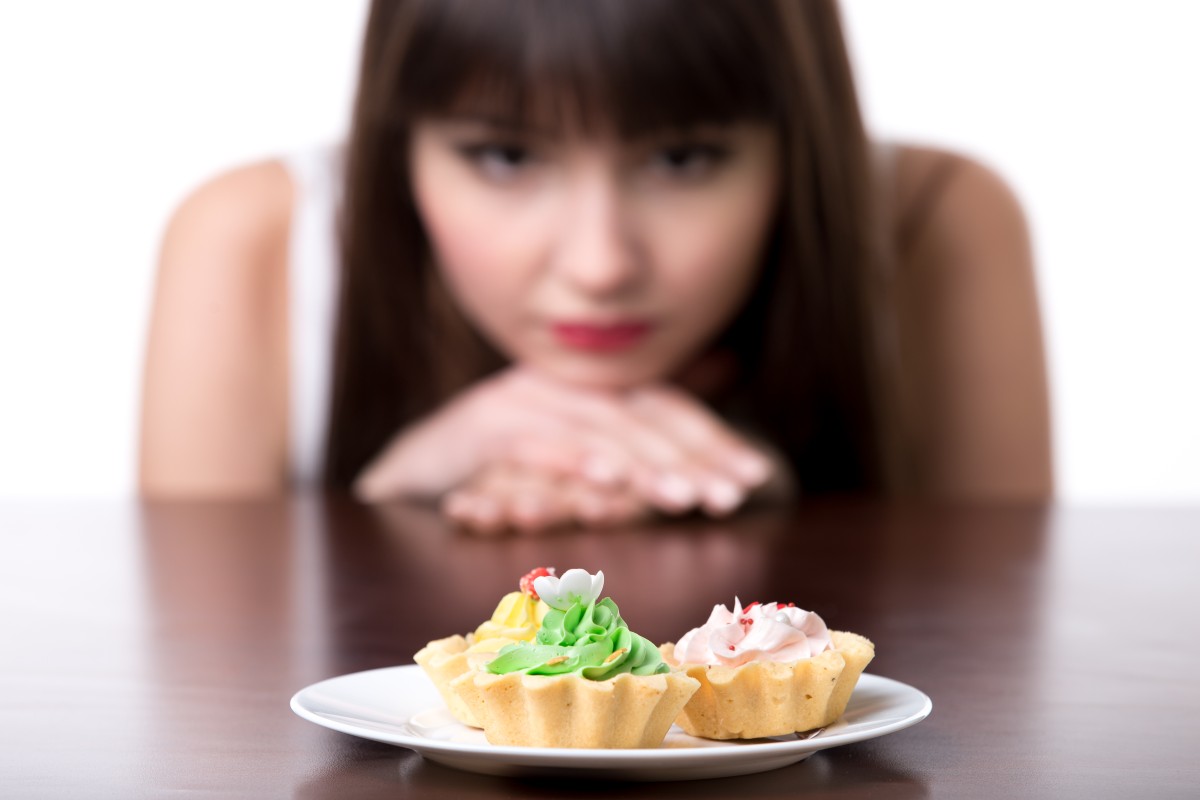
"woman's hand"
440,461,653,535
353,366,781,517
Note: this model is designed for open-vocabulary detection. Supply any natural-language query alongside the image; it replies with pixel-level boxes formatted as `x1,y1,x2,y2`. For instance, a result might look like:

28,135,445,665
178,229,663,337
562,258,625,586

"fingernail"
656,473,698,508
473,497,500,524
582,455,622,485
442,493,471,517
513,493,544,516
731,453,771,485
577,495,609,522
705,479,745,515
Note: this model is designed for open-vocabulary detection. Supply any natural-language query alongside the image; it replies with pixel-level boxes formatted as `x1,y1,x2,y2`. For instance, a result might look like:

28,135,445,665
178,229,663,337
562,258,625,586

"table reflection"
344,501,784,648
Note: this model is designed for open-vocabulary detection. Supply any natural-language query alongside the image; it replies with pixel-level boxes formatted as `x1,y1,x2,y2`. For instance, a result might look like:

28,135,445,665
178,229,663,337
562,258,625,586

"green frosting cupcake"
485,569,668,680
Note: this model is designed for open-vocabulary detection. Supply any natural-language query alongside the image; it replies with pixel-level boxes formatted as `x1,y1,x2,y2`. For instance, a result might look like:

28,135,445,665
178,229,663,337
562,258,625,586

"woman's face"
410,117,781,389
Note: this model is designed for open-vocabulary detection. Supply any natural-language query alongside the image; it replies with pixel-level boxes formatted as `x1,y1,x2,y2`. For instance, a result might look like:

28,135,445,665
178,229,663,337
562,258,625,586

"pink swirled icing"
673,598,833,667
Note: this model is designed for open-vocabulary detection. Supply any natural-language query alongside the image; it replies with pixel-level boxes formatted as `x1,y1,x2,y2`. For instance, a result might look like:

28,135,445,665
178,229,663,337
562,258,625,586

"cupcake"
450,568,700,748
414,567,553,726
661,598,874,739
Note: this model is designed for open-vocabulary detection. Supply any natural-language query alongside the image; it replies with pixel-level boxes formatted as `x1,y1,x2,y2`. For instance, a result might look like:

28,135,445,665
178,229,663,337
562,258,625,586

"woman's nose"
550,171,643,297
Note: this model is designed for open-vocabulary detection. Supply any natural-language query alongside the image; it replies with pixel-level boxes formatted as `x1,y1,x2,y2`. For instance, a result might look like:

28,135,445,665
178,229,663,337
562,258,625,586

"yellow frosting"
465,591,549,653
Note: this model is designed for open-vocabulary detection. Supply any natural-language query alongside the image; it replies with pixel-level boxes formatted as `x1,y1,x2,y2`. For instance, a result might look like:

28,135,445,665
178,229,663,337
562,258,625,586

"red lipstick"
551,321,653,352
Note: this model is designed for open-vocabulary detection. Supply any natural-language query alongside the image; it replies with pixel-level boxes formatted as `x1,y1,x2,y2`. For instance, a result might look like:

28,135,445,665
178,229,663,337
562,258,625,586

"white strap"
282,145,342,487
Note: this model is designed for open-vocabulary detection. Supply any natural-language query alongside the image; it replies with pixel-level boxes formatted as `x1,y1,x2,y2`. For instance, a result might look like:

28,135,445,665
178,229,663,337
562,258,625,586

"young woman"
140,0,1052,531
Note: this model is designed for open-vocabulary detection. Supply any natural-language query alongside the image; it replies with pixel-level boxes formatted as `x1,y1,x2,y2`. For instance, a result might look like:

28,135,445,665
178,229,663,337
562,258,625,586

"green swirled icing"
485,596,668,680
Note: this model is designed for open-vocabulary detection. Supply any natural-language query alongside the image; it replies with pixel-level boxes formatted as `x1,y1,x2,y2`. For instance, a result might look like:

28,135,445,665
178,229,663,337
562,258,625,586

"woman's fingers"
503,437,630,487
441,490,508,535
444,464,574,535
512,373,775,516
628,386,772,482
443,462,656,534
509,377,709,512
384,365,778,523
564,479,653,527
353,367,588,503
625,386,774,515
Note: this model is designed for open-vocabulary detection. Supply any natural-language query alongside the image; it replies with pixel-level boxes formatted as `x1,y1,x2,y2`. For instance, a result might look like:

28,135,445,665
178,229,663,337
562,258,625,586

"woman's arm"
891,146,1054,501
139,162,293,497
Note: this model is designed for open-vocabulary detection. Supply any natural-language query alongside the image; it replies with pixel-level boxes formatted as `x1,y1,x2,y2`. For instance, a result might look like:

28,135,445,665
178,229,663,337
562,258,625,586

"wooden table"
2,498,1197,798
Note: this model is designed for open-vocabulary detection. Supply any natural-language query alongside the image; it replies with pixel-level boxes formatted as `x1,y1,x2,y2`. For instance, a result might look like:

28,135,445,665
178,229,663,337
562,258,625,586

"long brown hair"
326,0,887,495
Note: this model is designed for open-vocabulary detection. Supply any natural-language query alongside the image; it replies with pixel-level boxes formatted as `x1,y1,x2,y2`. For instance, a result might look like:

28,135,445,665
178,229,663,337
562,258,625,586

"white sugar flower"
533,568,605,611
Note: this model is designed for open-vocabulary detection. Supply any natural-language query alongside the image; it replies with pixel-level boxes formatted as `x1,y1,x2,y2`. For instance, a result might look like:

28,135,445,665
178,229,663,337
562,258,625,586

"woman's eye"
457,142,534,181
650,143,730,179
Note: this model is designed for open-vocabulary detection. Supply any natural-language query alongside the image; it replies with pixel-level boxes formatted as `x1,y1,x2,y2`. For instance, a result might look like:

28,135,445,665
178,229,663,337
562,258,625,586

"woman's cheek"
424,188,543,302
657,201,767,310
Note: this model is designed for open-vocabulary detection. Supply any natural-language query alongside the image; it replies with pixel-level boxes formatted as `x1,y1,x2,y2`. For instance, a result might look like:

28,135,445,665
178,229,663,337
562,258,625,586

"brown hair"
326,0,887,495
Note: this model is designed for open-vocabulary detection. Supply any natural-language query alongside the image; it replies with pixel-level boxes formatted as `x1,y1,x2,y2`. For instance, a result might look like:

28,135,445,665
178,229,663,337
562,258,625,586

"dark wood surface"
2,497,1198,798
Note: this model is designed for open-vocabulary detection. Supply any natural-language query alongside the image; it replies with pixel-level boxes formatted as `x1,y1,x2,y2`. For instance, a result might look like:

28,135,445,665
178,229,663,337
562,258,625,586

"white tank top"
281,145,342,487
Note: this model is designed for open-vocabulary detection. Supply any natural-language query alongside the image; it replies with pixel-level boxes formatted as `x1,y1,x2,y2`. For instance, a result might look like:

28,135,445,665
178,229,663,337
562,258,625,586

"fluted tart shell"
413,635,493,727
660,630,875,739
449,669,700,748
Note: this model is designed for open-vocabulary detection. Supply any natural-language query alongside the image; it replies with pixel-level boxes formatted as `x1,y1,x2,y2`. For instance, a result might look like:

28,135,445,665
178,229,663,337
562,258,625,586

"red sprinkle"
519,567,555,599
728,645,736,651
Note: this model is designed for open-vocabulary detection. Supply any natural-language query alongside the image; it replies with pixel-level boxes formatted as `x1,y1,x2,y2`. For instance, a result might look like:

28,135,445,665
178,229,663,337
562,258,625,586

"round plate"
291,665,931,781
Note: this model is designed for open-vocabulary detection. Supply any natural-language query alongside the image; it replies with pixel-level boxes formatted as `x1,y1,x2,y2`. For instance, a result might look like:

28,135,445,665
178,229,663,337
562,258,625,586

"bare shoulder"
890,144,1029,263
883,144,1053,501
162,160,294,269
155,161,295,319
888,144,1036,336
140,160,296,497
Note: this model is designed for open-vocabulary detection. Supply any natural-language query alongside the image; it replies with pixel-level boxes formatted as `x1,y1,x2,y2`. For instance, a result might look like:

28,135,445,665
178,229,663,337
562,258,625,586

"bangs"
395,0,783,135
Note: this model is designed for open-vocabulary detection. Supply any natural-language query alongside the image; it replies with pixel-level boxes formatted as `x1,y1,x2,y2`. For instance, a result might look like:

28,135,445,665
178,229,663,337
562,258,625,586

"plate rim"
290,664,932,765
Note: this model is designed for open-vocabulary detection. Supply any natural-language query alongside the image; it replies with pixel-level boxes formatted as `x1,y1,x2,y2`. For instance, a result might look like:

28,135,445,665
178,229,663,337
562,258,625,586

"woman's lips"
551,321,654,352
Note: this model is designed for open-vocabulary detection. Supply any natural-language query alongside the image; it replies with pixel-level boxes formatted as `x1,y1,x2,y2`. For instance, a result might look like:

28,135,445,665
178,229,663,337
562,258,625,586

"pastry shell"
449,669,700,748
660,630,874,739
413,635,493,727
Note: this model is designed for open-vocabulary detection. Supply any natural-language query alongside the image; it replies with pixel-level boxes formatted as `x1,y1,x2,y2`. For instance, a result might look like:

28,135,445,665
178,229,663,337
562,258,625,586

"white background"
1,1,1196,501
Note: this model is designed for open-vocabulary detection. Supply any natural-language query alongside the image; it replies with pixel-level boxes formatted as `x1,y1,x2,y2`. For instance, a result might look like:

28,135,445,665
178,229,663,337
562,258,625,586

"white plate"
291,665,931,781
